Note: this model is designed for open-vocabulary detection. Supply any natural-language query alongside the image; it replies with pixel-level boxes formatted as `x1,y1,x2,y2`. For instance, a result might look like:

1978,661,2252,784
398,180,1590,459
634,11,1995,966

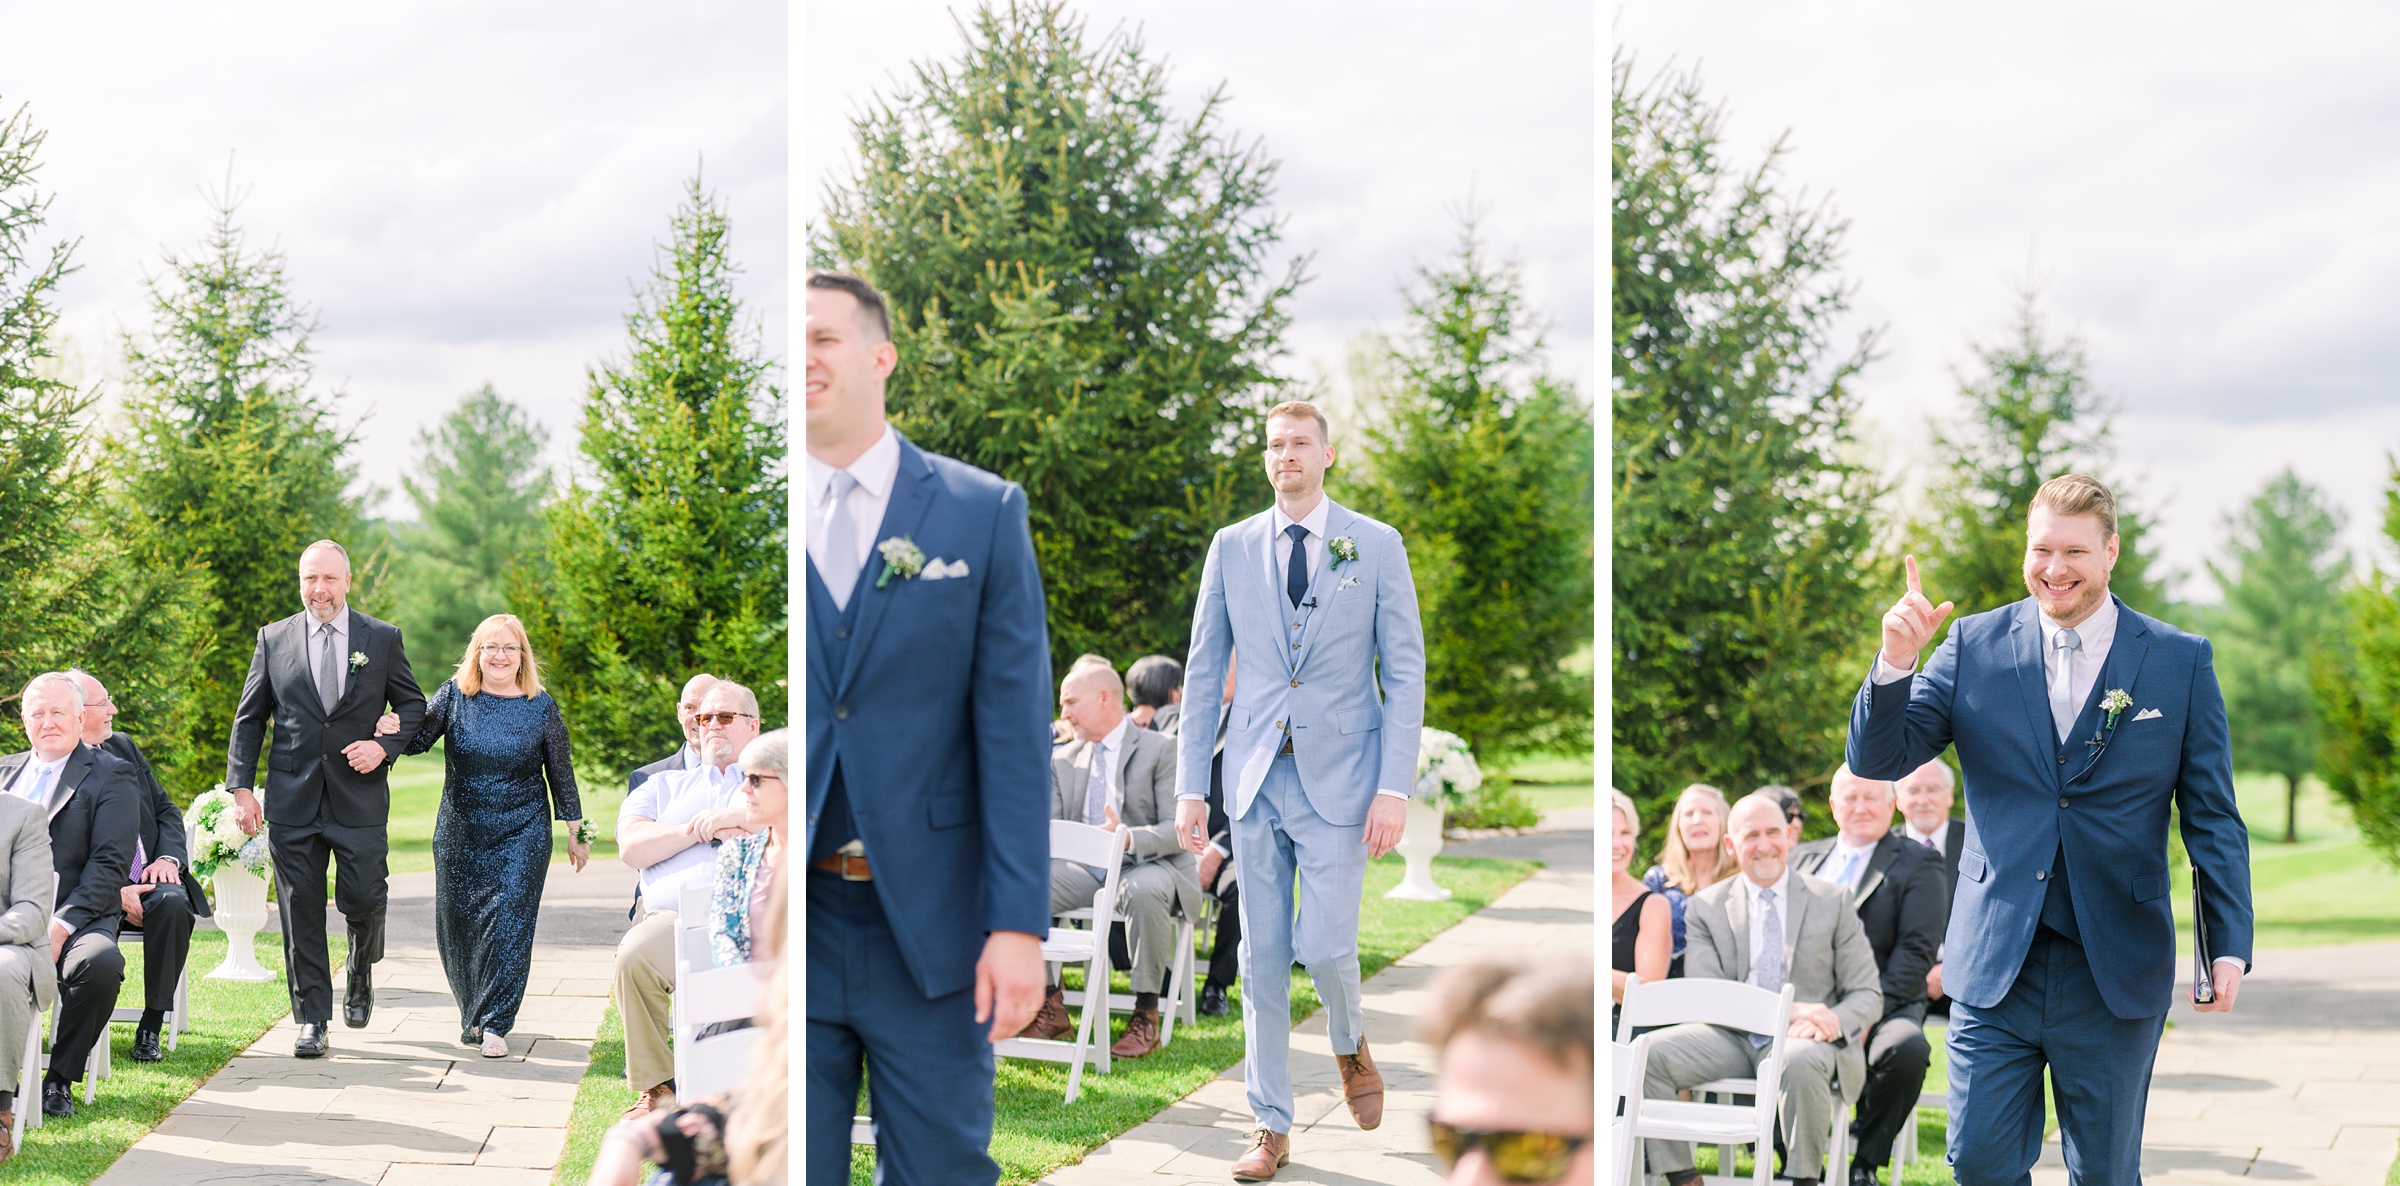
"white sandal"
480,1032,508,1059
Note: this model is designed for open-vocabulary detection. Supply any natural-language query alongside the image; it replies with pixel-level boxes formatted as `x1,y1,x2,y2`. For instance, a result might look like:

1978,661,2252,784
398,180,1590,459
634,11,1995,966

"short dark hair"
1125,655,1184,710
808,271,892,343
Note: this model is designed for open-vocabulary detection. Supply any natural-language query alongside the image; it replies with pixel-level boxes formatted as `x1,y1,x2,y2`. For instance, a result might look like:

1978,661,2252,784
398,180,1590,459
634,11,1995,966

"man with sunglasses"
1423,960,1595,1185
630,673,718,796
611,680,760,1118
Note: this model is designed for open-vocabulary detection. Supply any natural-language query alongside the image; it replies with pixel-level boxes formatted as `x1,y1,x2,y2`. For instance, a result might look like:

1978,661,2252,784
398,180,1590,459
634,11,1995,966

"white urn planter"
1384,796,1452,901
207,864,278,981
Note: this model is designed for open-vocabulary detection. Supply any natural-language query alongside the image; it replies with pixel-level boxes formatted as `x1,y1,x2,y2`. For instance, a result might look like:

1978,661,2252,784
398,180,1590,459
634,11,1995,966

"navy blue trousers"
807,872,999,1186
1947,934,2165,1186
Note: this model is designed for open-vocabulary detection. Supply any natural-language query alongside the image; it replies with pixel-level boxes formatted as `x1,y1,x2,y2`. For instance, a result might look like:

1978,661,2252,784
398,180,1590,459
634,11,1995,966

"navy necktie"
1285,523,1309,608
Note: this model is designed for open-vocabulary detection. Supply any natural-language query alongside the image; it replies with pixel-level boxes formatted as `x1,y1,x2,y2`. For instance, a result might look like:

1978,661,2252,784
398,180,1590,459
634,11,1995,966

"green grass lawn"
6,930,339,1185
842,853,1541,1186
552,1004,634,1186
2164,772,2400,953
1490,749,1596,819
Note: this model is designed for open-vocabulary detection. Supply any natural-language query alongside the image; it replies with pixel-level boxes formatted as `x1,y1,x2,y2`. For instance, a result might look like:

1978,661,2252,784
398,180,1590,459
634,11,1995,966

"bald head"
1059,662,1126,743
1725,793,1796,887
677,673,720,746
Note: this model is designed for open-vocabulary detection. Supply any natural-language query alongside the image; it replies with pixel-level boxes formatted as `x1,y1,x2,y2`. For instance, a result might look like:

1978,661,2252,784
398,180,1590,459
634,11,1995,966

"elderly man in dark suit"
1895,758,1964,1013
0,672,139,1118
71,671,210,1065
1792,766,1949,1186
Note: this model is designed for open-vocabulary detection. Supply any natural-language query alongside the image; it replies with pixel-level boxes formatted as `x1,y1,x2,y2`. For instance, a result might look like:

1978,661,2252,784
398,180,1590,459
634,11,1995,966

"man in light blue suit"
1848,474,2253,1186
1175,400,1427,1182
803,273,1054,1186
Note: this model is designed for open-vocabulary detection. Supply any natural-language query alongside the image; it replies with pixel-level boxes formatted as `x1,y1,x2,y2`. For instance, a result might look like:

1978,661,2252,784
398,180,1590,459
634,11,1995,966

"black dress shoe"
295,1022,329,1059
1198,983,1230,1016
344,912,383,1028
40,1080,72,1118
131,1028,164,1063
1850,1164,1882,1186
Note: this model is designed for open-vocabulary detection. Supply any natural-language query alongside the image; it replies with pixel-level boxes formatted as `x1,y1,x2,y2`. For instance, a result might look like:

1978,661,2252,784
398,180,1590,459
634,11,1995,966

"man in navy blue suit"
804,272,1054,1185
1848,474,2253,1186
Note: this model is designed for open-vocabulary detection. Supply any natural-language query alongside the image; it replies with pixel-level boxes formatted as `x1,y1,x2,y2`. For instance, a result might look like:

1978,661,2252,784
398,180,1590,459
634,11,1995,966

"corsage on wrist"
568,819,599,846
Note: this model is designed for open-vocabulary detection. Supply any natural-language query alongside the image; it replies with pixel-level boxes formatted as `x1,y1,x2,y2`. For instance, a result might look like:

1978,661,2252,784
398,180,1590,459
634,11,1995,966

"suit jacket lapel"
277,615,323,722
1291,503,1356,674
48,746,93,822
1855,837,1897,908
1249,514,1292,668
329,610,373,716
838,437,939,698
2069,599,2152,786
0,756,25,797
804,565,839,702
1112,733,1139,817
2011,599,2062,789
1726,886,1752,981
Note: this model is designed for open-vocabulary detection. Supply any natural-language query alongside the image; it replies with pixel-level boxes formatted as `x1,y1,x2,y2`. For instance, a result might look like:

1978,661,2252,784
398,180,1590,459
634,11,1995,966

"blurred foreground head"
1421,959,1594,1185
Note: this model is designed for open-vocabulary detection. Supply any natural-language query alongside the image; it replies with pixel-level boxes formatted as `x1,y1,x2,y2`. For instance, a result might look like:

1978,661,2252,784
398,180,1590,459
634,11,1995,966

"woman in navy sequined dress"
398,613,590,1058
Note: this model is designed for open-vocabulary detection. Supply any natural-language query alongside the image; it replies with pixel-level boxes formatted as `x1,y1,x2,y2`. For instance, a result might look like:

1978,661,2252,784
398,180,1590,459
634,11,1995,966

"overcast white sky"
806,0,1595,422
1,2,785,519
1617,2,2400,600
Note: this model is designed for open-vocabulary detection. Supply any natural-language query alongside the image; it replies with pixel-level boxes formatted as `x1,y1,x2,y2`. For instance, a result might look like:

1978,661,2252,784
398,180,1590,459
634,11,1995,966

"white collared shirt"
1825,834,1879,891
1740,867,1797,987
621,760,748,909
304,607,351,702
805,423,901,610
1904,819,1948,851
12,752,69,809
1269,496,1332,602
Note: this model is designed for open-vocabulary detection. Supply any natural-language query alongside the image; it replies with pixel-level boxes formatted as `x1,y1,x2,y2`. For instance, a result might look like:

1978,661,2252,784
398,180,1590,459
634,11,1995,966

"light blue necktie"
1752,887,1787,1049
1084,741,1112,827
18,764,53,810
2051,627,2082,742
822,471,861,608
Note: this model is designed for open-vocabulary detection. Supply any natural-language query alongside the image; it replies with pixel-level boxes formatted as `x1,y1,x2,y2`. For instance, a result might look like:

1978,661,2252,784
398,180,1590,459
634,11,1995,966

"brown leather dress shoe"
1230,1128,1289,1181
620,1083,678,1120
1337,1038,1385,1129
1110,1007,1163,1058
1013,984,1074,1042
0,1110,14,1164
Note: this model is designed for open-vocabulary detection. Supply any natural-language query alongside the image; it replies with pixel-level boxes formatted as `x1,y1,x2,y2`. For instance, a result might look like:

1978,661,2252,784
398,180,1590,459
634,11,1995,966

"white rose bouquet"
1413,728,1484,812
189,784,273,880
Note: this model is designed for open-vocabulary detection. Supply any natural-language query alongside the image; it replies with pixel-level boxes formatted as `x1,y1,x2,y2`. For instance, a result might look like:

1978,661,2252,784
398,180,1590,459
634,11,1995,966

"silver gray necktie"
1084,741,1112,827
1752,887,1787,1048
823,471,861,608
317,621,341,713
2051,627,2082,742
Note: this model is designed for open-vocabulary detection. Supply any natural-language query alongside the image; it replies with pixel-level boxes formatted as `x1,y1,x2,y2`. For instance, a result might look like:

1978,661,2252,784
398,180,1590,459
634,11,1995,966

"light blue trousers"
1231,752,1369,1133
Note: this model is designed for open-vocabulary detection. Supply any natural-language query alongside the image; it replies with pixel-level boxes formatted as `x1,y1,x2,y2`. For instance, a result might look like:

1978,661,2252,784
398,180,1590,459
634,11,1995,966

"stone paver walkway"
94,861,637,1185
2025,940,2400,1184
1041,836,1594,1185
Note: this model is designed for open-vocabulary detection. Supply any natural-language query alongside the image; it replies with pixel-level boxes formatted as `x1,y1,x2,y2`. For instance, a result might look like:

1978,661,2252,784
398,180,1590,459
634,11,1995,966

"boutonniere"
1328,536,1358,569
876,537,925,588
349,651,368,671
2100,688,2132,730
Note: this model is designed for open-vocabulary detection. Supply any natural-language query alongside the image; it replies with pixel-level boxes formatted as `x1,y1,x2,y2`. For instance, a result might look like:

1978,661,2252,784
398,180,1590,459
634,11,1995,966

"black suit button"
836,627,850,640
2060,797,2070,808
834,706,850,721
2036,870,2047,881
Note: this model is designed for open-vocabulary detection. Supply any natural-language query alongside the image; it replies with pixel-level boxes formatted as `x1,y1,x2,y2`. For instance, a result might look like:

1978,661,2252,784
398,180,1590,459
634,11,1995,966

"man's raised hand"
1881,555,1955,671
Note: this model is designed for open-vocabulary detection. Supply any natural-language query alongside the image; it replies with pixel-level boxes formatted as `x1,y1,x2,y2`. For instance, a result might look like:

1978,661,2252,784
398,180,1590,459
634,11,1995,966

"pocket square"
921,558,971,580
2133,707,2163,722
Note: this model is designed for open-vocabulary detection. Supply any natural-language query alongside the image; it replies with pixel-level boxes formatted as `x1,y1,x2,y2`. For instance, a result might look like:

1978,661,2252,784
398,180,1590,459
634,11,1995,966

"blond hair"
1656,783,1738,893
1265,399,1330,441
2030,473,2118,538
454,614,545,697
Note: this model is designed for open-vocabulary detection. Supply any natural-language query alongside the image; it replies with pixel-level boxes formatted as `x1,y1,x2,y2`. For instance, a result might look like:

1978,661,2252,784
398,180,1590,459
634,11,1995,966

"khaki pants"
612,909,678,1091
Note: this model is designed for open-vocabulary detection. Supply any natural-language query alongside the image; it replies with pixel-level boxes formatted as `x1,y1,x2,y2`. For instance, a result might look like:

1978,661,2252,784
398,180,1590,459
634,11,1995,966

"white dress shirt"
1269,496,1331,601
1085,716,1133,825
1904,820,1948,851
805,424,901,610
11,753,67,810
1739,868,1797,988
619,760,748,910
305,607,351,703
1824,835,1878,892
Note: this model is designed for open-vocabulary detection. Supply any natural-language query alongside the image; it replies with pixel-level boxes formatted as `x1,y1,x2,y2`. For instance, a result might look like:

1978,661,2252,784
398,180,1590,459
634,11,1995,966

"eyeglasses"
479,644,523,655
744,773,781,789
695,711,757,727
1426,1121,1589,1184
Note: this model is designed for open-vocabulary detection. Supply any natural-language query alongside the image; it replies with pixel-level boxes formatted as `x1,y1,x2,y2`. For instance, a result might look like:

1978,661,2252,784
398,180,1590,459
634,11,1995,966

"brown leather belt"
812,852,873,881
1280,735,1295,755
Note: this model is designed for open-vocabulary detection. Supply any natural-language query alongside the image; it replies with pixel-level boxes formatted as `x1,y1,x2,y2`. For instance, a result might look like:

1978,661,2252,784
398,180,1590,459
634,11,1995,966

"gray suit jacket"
0,794,57,1010
1051,725,1200,921
1683,870,1883,1095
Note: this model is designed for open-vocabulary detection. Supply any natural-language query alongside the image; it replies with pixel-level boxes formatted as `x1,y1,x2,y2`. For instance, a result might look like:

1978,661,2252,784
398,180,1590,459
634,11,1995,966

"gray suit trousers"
0,945,34,1089
1643,1022,1847,1179
1050,858,1183,997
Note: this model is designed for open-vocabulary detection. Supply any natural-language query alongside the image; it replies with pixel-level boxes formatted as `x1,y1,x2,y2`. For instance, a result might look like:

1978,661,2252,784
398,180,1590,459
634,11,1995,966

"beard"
2026,570,2107,623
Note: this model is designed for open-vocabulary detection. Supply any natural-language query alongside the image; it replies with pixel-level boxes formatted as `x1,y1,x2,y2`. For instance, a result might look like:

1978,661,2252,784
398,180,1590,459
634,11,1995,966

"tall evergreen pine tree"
387,384,551,656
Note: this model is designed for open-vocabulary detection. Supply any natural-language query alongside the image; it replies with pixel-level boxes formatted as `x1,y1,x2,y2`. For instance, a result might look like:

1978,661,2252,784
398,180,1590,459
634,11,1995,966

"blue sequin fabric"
405,680,583,1037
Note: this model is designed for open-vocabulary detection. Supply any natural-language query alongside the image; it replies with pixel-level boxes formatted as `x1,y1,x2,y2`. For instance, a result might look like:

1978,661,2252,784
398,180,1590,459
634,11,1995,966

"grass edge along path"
7,931,339,1186
553,1004,635,1186
845,852,1541,1186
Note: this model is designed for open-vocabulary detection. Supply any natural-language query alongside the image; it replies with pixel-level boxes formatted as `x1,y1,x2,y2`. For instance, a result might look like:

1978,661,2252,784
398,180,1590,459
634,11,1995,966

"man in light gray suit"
1175,399,1427,1182
1018,662,1199,1058
0,792,54,1159
1644,793,1883,1186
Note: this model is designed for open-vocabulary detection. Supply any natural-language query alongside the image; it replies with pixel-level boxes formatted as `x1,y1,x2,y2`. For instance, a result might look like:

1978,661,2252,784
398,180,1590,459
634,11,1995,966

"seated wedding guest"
1894,758,1964,1015
0,672,139,1119
1195,659,1240,1016
1610,789,1670,1018
72,670,209,1064
710,730,787,967
1791,765,1947,1186
1014,662,1197,1058
631,673,718,795
0,775,55,1158
1422,959,1595,1186
1641,783,1735,976
1759,783,1806,842
1643,793,1880,1186
612,680,759,1118
1125,654,1184,734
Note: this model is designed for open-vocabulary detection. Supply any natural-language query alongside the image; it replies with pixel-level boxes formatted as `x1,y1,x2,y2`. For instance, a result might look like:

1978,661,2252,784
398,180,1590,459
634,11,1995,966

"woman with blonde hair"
1640,783,1736,977
1611,790,1671,1014
391,613,591,1058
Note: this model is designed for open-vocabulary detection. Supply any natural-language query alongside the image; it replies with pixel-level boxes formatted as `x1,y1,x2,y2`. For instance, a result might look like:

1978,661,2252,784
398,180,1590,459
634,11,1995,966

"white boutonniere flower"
876,537,926,588
1328,536,1358,569
2101,688,2132,729
349,651,368,671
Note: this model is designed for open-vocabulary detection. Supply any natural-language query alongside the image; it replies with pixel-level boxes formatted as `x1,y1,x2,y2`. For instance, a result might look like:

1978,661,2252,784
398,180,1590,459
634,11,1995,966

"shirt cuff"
1178,791,1206,801
50,914,70,936
1871,655,1916,685
2211,956,2246,971
1208,840,1229,859
1374,788,1409,800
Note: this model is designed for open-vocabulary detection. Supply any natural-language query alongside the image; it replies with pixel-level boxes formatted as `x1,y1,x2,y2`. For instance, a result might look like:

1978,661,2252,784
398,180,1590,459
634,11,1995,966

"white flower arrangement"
876,536,926,588
1328,536,1359,569
188,784,273,881
1413,727,1484,812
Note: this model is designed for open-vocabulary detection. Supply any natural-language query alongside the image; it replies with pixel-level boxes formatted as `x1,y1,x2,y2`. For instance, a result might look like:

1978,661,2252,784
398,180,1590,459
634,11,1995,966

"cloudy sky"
806,0,1595,426
1,2,785,518
1618,2,2400,599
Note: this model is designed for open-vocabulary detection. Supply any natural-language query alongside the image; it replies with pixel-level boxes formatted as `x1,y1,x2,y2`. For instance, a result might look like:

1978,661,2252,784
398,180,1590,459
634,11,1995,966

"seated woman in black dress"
1611,788,1671,1034
391,613,592,1058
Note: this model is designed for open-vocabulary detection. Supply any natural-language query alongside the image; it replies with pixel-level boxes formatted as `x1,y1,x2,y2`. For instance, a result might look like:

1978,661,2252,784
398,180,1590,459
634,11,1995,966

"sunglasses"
1427,1120,1589,1184
694,711,757,727
744,773,781,789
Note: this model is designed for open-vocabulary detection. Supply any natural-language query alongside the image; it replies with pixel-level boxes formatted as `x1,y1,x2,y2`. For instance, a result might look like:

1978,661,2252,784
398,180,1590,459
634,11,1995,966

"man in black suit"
627,672,717,795
1790,765,1948,1186
0,672,139,1117
226,540,426,1059
71,671,210,1064
1894,758,1965,1011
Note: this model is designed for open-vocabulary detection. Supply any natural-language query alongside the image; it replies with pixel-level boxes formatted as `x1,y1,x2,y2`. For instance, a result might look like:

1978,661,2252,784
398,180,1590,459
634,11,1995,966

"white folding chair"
1618,977,1795,1186
851,1115,875,1145
669,881,763,1102
994,820,1123,1102
1057,894,1197,1045
1612,1031,1648,1186
1896,1086,1947,1169
13,1009,37,1144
